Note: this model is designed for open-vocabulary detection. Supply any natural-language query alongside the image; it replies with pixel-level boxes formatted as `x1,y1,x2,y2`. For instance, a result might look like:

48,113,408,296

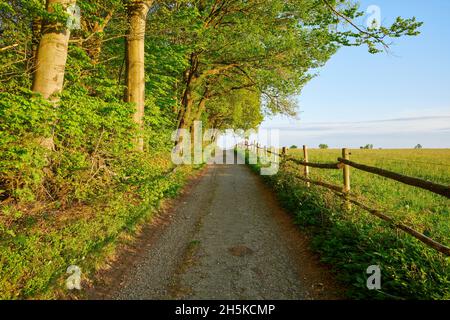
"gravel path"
88,150,343,300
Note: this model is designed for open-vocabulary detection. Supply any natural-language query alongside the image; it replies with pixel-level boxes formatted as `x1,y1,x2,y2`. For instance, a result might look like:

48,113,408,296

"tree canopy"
1,0,422,131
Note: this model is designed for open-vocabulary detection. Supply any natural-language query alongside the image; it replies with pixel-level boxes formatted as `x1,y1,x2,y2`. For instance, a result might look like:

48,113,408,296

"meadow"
286,148,450,245
247,148,450,299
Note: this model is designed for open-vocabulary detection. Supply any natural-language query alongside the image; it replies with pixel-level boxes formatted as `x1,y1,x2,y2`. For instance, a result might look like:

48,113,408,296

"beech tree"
125,0,153,151
30,0,76,149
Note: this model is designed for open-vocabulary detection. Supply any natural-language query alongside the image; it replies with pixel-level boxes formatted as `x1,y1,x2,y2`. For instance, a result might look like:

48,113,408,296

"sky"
260,0,450,149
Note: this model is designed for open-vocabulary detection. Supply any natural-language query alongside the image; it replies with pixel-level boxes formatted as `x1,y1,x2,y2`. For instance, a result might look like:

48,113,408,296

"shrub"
0,88,197,298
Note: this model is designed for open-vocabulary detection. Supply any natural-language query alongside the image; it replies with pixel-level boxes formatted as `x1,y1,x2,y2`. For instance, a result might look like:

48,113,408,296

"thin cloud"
262,115,450,136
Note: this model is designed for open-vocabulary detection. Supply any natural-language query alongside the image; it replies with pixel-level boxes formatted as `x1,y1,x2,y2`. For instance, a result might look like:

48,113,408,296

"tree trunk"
176,52,199,130
32,0,76,150
32,0,75,100
193,87,209,123
125,0,152,152
179,95,193,130
30,15,43,77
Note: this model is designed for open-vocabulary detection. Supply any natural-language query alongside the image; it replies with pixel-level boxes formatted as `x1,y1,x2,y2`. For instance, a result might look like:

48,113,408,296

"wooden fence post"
256,142,260,161
282,147,286,158
303,145,310,187
342,148,351,210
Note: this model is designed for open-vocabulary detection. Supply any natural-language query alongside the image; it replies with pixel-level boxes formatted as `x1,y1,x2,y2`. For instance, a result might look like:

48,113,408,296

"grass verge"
240,149,450,300
0,164,202,299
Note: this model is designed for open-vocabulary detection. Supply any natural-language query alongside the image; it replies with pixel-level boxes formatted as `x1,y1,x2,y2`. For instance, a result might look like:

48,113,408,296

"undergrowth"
0,89,199,299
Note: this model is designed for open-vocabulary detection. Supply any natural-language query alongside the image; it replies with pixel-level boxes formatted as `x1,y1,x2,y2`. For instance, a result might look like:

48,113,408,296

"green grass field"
285,148,450,246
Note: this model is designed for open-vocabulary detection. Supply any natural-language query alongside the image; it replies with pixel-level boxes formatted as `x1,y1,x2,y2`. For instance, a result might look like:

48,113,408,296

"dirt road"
88,150,343,300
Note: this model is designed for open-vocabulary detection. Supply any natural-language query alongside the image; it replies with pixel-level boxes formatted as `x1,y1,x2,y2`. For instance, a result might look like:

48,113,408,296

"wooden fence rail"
239,142,450,256
286,170,450,256
285,157,342,169
344,196,450,256
337,158,450,199
287,171,344,193
243,141,450,199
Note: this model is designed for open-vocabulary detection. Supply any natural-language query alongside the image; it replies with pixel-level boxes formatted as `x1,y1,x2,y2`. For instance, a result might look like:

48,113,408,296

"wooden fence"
238,141,450,256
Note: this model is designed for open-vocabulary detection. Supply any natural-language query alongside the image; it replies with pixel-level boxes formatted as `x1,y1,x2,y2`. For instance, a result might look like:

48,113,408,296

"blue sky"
261,0,450,149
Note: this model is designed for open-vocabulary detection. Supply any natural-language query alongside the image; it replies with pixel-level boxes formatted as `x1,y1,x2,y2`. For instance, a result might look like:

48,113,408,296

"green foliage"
0,90,54,201
0,86,197,298
319,144,329,149
0,164,194,299
206,90,264,130
145,0,422,129
0,0,191,299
